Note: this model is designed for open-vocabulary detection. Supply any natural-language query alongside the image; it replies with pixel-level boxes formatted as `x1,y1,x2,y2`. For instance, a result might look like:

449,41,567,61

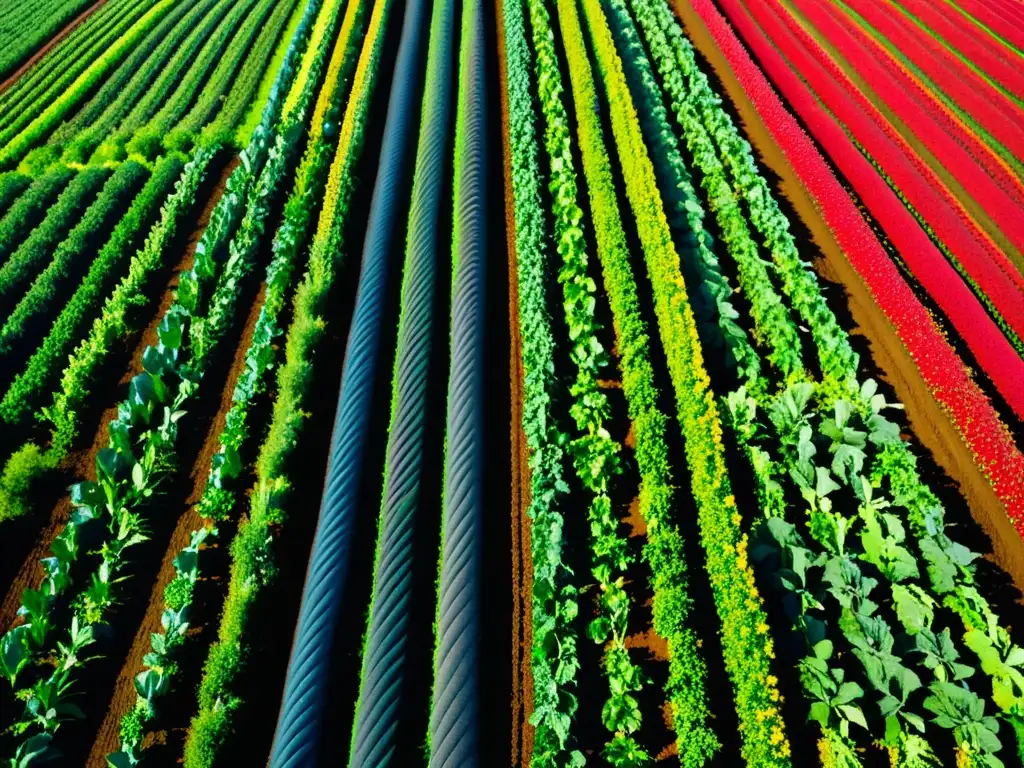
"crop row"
627,0,1024,762
0,147,214,765
107,4,342,759
557,0,723,762
0,0,175,169
498,0,582,763
183,0,374,760
0,0,327,758
168,0,300,153
0,172,30,219
52,0,220,164
124,0,273,160
192,0,305,151
706,0,1024,515
0,165,111,318
528,0,661,761
578,0,794,764
758,0,1024,353
0,0,94,80
0,161,148,362
891,0,1024,118
0,0,145,132
87,0,237,163
0,166,74,266
804,0,1024,248
947,0,1024,52
833,0,1024,180
714,0,1024,423
0,158,180,525
797,0,1024,267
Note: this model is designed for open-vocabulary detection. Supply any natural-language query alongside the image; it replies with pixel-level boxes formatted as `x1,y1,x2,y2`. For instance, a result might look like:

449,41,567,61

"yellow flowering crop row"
575,0,791,763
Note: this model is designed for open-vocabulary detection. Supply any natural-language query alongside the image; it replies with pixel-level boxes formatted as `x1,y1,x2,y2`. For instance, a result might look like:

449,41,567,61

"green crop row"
0,0,142,131
0,8,324,748
181,0,378,762
578,0,793,763
234,0,311,146
620,0,1024,763
626,0,858,397
125,0,274,160
0,152,210,527
0,0,95,80
88,0,237,165
0,147,216,764
0,156,181,433
51,0,213,164
0,0,175,169
0,161,149,363
0,171,31,218
499,0,582,764
0,165,110,318
189,0,304,152
555,0,720,761
526,0,655,762
109,34,334,763
167,0,297,153
0,165,74,264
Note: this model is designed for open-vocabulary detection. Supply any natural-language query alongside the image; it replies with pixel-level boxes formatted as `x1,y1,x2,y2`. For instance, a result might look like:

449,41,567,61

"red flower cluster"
688,0,1024,527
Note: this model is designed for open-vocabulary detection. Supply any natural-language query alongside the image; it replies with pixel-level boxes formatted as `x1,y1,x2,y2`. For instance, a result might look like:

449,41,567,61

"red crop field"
0,0,1022,765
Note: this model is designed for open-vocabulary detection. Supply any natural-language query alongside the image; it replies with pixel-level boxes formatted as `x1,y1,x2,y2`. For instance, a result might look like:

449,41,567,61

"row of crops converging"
0,0,1023,765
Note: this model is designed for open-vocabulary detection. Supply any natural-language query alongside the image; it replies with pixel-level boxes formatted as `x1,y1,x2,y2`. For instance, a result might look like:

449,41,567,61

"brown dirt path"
672,0,1024,594
85,279,267,765
0,0,109,95
495,0,534,759
0,154,240,635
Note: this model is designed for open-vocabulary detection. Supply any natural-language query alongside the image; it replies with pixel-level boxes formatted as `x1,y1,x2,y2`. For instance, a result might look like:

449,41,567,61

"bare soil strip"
671,0,1024,594
0,0,109,95
494,0,535,761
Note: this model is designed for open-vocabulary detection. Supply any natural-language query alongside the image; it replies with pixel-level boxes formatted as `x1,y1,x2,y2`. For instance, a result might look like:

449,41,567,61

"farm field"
0,0,1022,765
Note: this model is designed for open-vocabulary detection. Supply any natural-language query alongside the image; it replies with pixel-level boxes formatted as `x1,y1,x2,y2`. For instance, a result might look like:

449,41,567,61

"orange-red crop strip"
687,0,1024,524
797,0,1024,251
840,0,1024,163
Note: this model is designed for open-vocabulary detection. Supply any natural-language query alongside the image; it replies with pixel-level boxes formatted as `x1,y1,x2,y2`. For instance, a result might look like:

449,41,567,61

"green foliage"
500,0,582,763
0,444,57,524
168,0,295,153
577,0,792,762
0,161,149,357
53,0,217,164
0,0,99,80
0,0,147,136
0,166,111,318
0,155,182,430
551,0,720,760
0,0,176,169
608,0,802,383
627,0,856,392
183,0,378,761
0,171,31,218
0,165,74,265
88,0,236,163
191,0,304,151
124,0,271,160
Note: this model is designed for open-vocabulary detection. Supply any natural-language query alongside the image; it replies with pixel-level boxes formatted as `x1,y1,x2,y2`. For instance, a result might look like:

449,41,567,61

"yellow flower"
756,622,769,635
